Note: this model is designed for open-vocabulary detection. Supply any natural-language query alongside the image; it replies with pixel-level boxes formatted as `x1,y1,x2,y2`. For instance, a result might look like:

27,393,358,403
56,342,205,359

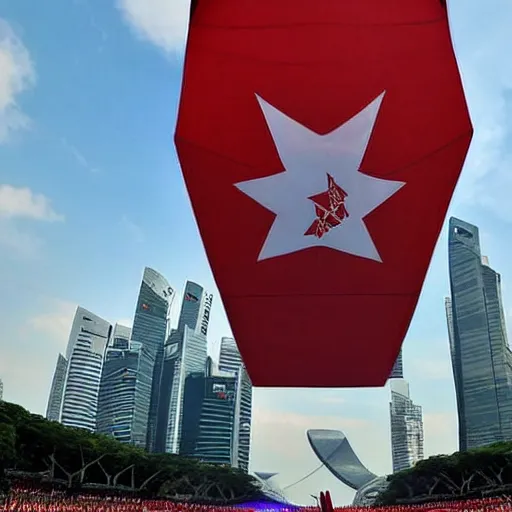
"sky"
0,0,511,506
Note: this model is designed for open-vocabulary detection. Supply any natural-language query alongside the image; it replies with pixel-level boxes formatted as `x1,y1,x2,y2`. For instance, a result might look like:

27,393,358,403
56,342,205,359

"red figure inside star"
304,173,349,238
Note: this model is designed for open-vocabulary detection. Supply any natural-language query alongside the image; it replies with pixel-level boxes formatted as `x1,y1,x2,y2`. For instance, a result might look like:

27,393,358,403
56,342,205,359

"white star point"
235,92,404,263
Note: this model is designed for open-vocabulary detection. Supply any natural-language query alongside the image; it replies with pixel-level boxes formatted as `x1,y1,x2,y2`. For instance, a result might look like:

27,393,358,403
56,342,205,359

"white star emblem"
235,91,405,263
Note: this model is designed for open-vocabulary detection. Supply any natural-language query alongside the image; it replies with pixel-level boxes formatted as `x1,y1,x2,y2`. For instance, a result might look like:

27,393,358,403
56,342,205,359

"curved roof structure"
254,472,279,481
251,472,292,505
353,476,389,506
307,429,377,490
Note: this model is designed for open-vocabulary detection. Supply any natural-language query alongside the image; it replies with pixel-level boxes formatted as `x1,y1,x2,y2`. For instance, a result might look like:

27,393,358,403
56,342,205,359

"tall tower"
446,217,512,450
388,348,423,473
0,377,3,401
177,281,213,335
219,337,253,472
154,281,210,453
180,358,239,465
46,354,68,421
388,350,403,379
59,307,112,431
389,379,424,472
96,324,138,443
130,267,175,450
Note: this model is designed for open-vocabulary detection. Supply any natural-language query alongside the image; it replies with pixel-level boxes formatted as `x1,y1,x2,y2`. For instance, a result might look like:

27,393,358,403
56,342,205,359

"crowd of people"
1,487,205,512
2,488,512,512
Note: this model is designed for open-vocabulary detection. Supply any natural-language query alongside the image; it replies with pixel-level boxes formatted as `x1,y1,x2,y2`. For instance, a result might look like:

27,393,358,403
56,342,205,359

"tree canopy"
0,401,259,503
376,442,512,505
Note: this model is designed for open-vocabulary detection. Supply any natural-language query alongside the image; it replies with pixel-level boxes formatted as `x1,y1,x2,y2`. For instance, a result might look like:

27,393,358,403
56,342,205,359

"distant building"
389,379,424,472
46,354,68,421
177,281,213,336
0,378,3,401
386,348,423,472
446,217,512,450
389,350,403,379
154,281,210,454
59,307,112,431
129,267,175,450
180,358,239,466
155,324,208,453
96,324,139,443
219,337,252,472
219,336,243,373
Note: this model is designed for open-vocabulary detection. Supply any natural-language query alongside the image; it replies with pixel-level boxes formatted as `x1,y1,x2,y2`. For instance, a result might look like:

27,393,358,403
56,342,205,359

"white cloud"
448,3,512,217
117,0,189,54
0,19,35,142
0,219,42,257
0,185,63,257
1,300,76,414
27,299,77,348
0,184,63,221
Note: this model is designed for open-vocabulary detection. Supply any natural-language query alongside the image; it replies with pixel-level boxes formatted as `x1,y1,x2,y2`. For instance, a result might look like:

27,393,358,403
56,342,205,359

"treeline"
0,401,259,502
377,442,512,505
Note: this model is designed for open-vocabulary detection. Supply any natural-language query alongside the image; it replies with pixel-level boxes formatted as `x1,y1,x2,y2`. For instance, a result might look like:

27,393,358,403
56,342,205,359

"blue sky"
0,0,511,506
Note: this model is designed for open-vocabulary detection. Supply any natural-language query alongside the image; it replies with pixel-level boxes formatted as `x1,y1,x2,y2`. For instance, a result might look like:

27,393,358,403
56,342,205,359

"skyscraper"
389,350,403,379
46,354,68,421
177,281,213,335
180,358,239,466
389,379,424,472
218,337,252,472
59,307,112,431
156,325,209,453
219,336,243,373
96,324,139,443
130,267,174,449
154,281,210,453
446,217,512,450
0,378,3,401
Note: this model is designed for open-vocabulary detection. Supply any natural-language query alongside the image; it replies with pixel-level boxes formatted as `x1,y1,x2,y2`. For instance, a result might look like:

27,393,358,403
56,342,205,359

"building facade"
156,325,208,453
218,336,252,472
180,358,238,465
446,217,512,450
59,307,112,431
389,350,403,379
130,267,174,450
154,281,210,454
46,353,68,421
219,336,243,373
389,379,424,472
96,324,138,443
177,281,212,335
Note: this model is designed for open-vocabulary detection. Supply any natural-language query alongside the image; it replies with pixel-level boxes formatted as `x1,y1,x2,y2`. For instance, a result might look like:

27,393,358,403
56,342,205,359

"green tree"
377,442,512,505
0,400,259,502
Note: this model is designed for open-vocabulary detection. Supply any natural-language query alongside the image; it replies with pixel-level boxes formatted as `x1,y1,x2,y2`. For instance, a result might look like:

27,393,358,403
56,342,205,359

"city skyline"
33,214,512,501
44,266,252,473
1,0,511,506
